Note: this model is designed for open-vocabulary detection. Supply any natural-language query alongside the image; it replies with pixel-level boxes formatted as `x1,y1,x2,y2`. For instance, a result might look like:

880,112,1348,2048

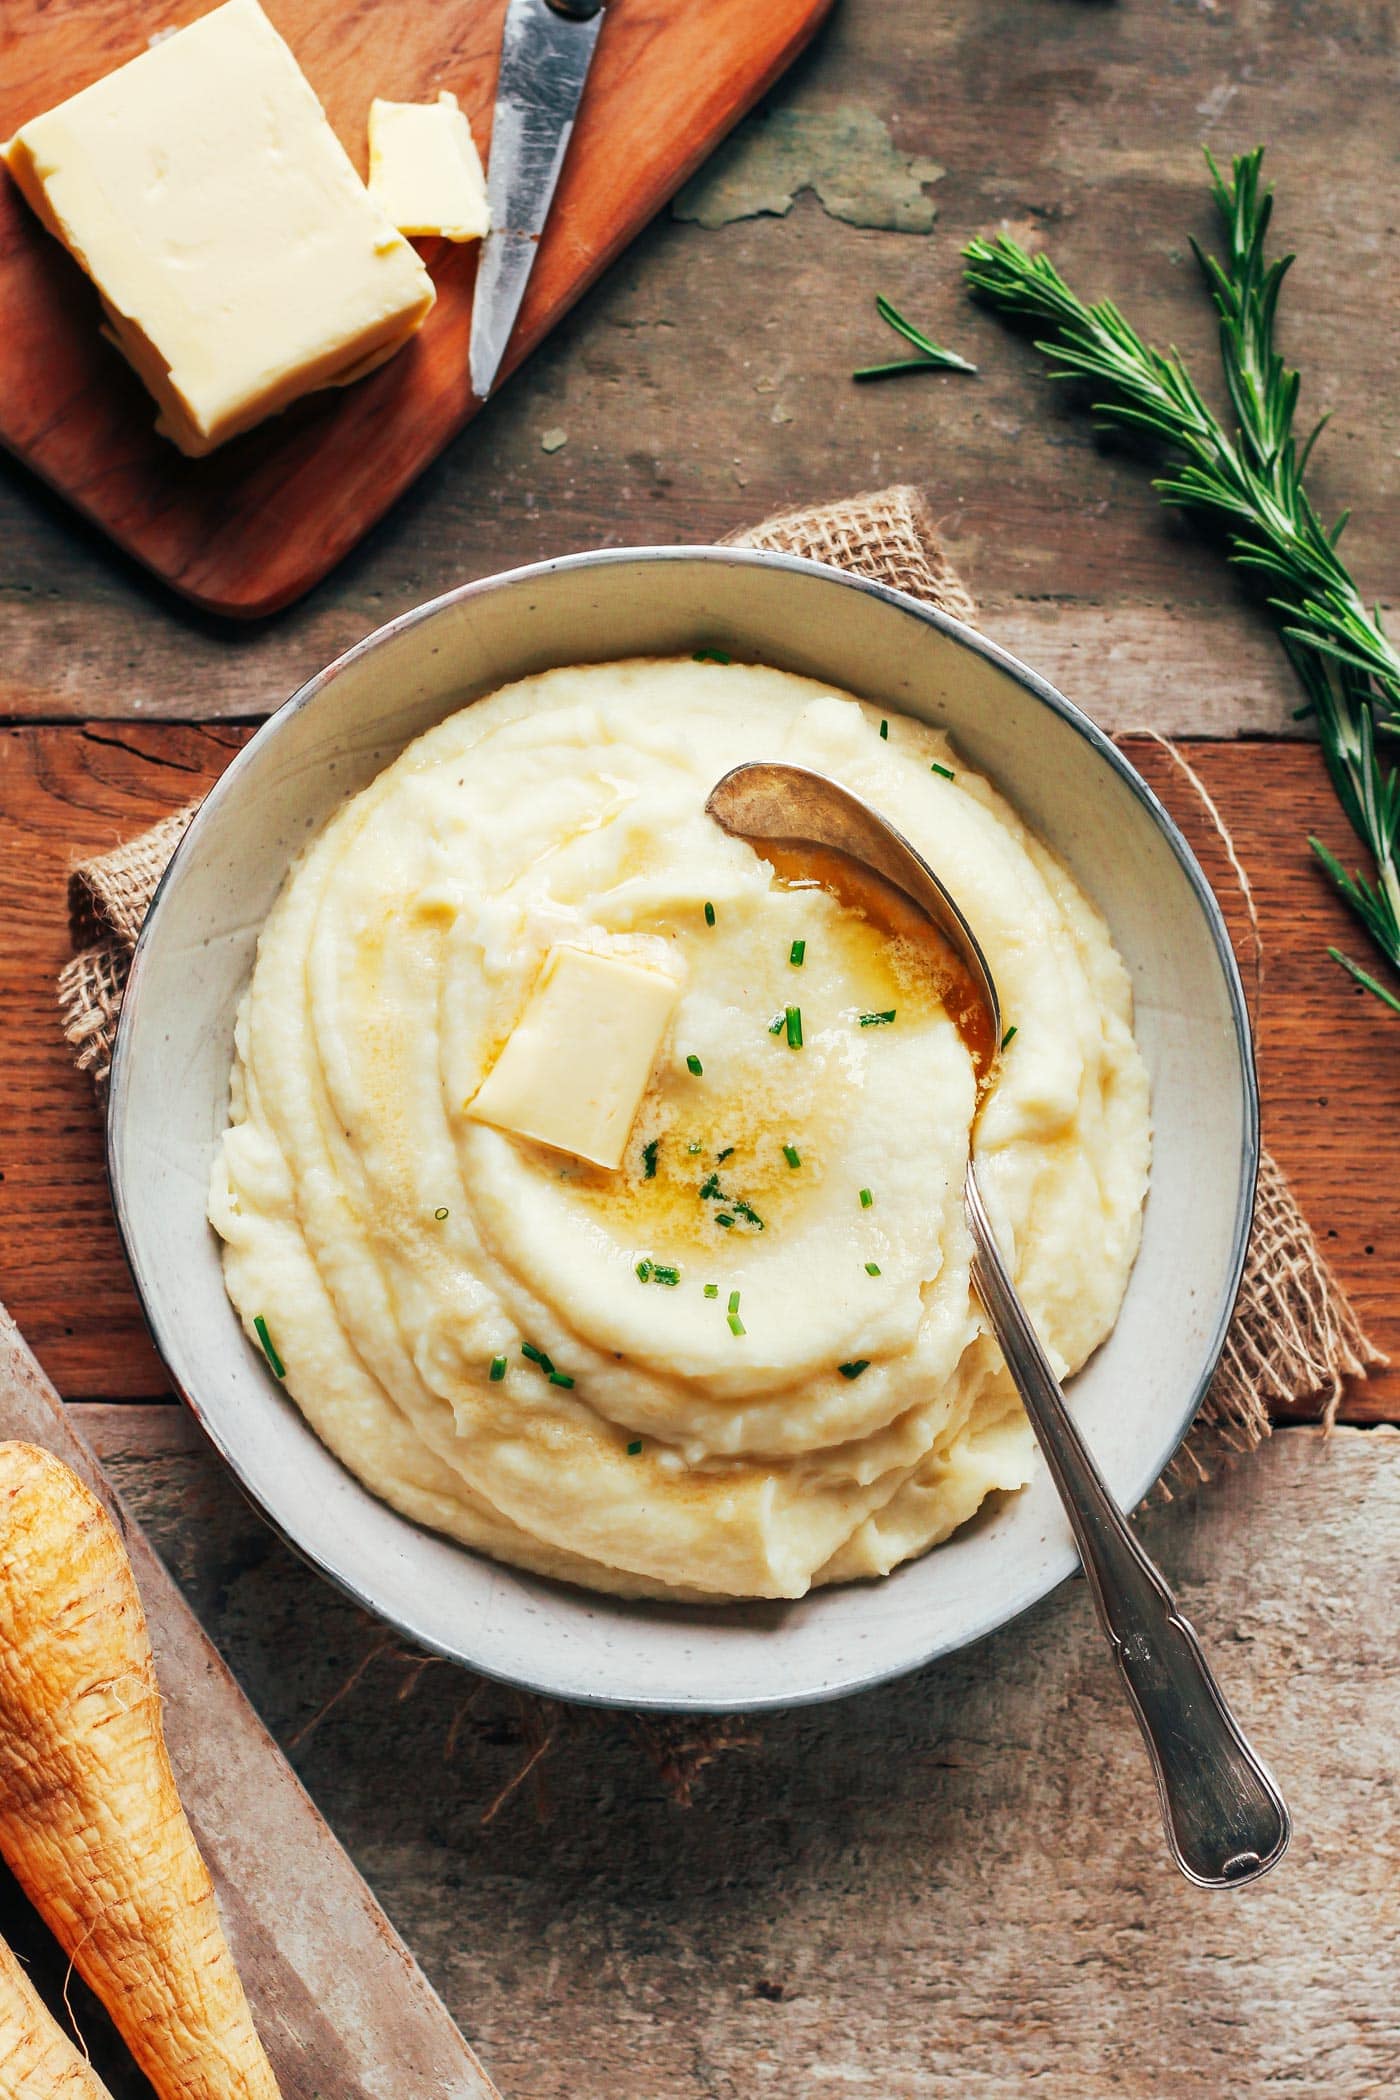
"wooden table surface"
1,1,1397,2094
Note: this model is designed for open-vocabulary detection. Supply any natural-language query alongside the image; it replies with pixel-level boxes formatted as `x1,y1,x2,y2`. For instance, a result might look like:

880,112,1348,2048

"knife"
469,0,607,400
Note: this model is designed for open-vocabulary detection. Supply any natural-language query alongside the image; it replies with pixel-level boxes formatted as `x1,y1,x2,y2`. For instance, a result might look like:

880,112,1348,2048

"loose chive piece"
521,1341,555,1374
859,1187,874,1209
489,1354,508,1382
785,1005,803,1049
627,1439,643,1455
839,1360,871,1381
717,1146,735,1164
636,1259,654,1282
253,1315,285,1380
698,1172,722,1200
642,1138,660,1179
789,939,806,968
694,647,732,665
653,1264,681,1287
728,1290,741,1314
931,761,956,781
716,1213,735,1229
688,1141,703,1154
769,1013,785,1035
704,1283,719,1299
879,719,889,740
865,1261,882,1277
549,1370,575,1389
686,1053,704,1076
1002,1024,1018,1050
433,1206,450,1220
859,1010,896,1027
704,901,717,927
782,1143,801,1169
728,1310,747,1337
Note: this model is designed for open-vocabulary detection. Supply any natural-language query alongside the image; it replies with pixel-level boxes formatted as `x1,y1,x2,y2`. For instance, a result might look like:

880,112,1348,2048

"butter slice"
368,92,490,242
468,946,680,1170
2,0,435,456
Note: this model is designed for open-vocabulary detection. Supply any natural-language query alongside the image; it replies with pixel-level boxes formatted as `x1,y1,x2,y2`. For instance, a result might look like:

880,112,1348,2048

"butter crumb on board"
368,92,491,242
1,0,435,457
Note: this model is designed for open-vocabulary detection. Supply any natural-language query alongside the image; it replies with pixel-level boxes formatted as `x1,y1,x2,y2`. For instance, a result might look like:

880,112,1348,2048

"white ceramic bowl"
109,548,1257,1712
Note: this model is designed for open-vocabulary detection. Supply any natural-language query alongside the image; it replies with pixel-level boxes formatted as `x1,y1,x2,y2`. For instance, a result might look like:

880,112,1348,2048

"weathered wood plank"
0,0,1392,727
0,724,1393,1417
0,1312,501,2100
75,1407,1400,2100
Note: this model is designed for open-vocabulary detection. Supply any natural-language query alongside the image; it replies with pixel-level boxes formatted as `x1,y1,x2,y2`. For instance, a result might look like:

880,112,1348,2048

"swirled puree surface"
210,659,1151,1601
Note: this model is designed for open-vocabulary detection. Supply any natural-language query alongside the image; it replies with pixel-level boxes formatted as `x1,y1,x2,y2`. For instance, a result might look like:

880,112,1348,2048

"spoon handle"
965,1167,1289,1889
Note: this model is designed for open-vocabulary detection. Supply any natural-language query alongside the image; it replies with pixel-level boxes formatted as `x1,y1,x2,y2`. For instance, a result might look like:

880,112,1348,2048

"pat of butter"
2,0,435,457
368,92,490,243
468,945,681,1170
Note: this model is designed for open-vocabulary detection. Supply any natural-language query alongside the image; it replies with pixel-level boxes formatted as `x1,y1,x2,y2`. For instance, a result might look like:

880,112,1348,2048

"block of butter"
2,0,435,457
467,944,682,1171
368,92,491,243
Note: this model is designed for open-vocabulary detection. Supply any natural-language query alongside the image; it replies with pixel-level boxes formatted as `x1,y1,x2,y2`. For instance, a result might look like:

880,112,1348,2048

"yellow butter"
2,0,435,457
467,945,681,1171
368,92,490,243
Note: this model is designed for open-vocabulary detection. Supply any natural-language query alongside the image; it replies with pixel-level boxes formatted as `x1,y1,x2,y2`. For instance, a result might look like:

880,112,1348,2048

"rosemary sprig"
964,149,1400,1006
853,294,978,381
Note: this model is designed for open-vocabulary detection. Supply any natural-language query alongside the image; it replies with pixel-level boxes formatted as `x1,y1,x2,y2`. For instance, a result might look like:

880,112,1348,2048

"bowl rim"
107,543,1260,1705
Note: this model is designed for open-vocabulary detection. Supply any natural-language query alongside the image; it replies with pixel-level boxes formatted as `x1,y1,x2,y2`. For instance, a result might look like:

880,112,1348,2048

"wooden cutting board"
0,0,832,620
0,1305,502,2100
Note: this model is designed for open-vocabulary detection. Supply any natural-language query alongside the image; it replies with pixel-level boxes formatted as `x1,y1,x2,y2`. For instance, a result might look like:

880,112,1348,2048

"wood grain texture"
0,0,833,616
68,1406,1400,2099
0,0,1393,720
0,721,1394,1419
0,1312,502,2100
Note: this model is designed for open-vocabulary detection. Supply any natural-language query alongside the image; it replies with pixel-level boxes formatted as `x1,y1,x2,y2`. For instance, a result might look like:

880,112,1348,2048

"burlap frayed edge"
53,484,1384,1814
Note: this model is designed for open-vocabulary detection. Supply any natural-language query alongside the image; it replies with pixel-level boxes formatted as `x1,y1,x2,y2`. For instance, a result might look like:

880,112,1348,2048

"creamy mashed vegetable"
210,659,1150,1600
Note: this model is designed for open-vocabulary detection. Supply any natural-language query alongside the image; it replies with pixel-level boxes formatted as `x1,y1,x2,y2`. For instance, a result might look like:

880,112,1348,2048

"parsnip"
0,1443,280,2100
0,1928,115,2100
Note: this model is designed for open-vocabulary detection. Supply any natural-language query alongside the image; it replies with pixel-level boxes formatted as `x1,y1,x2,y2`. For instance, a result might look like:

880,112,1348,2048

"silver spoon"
707,759,1290,1889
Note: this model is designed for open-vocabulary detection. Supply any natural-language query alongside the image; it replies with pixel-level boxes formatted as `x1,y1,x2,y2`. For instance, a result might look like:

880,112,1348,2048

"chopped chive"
1002,1024,1018,1050
687,1140,703,1154
728,1290,741,1314
636,1259,654,1282
859,1187,873,1209
686,1053,704,1076
627,1439,643,1455
769,1013,785,1035
433,1206,450,1220
699,1172,722,1200
253,1315,285,1380
717,1145,735,1164
642,1138,660,1179
728,1310,747,1337
782,1143,801,1169
865,1261,882,1277
879,719,889,739
704,1283,719,1299
489,1353,508,1382
521,1342,555,1373
931,761,956,781
731,1196,765,1230
653,1264,681,1287
859,1010,896,1027
789,939,806,967
839,1360,871,1381
785,1004,803,1049
548,1370,575,1389
704,900,716,927
716,1213,735,1229
694,647,731,665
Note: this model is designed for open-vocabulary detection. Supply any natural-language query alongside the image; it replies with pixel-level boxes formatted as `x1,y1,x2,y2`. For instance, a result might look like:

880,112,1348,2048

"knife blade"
469,0,606,400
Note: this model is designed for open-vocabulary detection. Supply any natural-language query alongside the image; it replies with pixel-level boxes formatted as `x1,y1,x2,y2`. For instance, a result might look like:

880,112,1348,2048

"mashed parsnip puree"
209,658,1150,1600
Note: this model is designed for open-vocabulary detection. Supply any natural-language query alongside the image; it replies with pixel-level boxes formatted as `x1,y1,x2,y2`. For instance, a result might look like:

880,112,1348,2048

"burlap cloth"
56,486,1380,1792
